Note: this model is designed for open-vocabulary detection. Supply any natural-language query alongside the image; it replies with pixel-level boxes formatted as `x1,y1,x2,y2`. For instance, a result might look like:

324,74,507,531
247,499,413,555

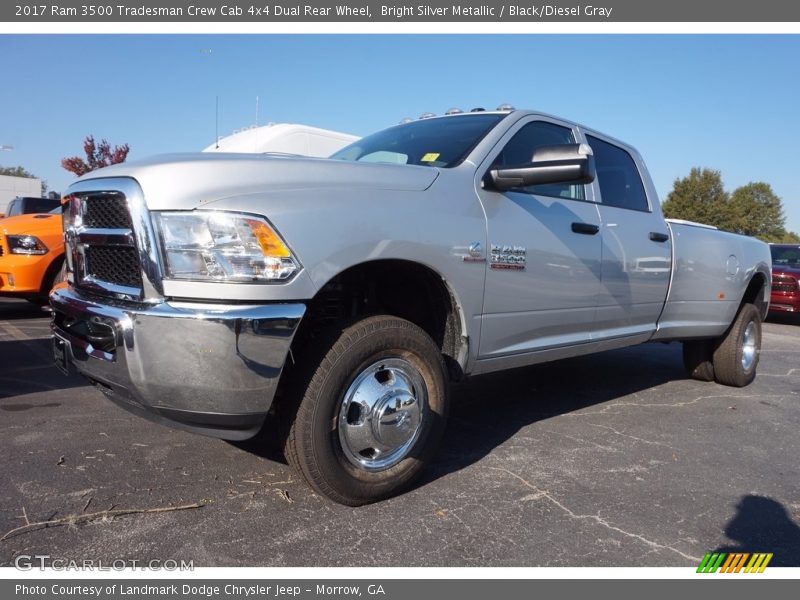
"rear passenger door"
583,133,671,339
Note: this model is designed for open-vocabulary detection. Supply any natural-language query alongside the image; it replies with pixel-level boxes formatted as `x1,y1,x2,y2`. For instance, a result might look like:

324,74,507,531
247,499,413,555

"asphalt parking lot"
0,297,798,568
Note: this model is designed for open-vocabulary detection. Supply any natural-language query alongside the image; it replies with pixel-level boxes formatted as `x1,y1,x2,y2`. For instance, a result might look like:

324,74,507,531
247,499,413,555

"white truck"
204,123,358,156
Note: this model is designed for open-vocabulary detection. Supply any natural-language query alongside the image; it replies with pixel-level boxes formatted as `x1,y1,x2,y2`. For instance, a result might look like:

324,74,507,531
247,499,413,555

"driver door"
475,118,603,359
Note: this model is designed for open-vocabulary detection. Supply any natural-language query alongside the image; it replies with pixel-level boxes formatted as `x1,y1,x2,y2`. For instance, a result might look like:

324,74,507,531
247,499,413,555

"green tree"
663,168,797,243
661,168,730,228
0,165,35,178
0,165,47,193
728,182,786,242
773,229,800,243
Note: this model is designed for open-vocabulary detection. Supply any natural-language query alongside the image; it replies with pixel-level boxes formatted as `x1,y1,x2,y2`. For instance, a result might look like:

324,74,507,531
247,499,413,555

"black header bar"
4,0,800,22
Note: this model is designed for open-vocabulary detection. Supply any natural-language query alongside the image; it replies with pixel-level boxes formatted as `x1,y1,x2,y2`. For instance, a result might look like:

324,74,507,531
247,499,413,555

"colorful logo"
697,552,773,573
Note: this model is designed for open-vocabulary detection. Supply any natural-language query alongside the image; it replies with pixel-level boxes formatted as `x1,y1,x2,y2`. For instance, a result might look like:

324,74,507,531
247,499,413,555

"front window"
492,120,585,200
331,114,506,168
771,245,800,267
6,200,21,217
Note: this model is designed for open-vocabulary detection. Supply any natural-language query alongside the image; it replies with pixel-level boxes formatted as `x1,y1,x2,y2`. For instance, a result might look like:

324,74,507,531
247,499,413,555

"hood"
773,265,800,278
75,153,440,211
0,213,62,237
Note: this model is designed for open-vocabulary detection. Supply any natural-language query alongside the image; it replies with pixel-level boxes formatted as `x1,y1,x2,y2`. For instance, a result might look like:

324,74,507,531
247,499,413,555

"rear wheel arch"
742,271,769,319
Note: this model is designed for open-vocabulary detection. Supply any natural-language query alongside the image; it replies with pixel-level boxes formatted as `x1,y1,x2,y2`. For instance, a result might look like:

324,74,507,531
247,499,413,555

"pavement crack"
565,393,788,416
587,423,678,450
489,466,701,562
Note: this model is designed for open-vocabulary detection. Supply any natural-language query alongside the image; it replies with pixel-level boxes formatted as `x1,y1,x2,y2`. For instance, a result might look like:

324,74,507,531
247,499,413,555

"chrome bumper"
50,285,305,440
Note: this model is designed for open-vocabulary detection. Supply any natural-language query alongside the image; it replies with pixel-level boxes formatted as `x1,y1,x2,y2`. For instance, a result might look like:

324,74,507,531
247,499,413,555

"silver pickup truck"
51,108,771,505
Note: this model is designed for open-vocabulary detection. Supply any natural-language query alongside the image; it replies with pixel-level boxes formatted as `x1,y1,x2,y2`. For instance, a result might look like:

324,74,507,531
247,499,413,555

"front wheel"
282,315,449,506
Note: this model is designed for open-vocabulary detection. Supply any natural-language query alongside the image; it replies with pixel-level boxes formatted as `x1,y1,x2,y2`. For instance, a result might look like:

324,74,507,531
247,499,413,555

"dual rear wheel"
683,303,762,387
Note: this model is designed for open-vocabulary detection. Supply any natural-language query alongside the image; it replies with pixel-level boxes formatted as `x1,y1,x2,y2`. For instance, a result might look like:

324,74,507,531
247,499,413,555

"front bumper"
0,253,55,295
50,285,305,440
769,292,800,313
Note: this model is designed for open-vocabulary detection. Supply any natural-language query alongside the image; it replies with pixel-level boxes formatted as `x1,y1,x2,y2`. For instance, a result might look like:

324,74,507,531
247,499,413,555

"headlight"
153,211,299,282
7,235,48,255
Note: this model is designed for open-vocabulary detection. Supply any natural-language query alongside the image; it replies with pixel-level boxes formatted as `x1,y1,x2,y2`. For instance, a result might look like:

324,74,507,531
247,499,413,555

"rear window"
586,135,650,212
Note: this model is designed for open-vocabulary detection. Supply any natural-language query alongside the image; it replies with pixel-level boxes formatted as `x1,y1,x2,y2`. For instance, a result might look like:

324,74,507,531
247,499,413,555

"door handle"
571,222,600,235
649,231,669,242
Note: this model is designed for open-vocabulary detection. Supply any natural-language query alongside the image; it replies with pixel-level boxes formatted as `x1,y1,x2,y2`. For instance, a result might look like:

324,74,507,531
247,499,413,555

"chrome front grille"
85,246,143,289
83,194,133,229
63,178,163,303
773,274,799,293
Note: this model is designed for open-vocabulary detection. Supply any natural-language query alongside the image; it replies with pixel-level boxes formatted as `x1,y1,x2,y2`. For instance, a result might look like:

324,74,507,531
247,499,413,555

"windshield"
771,245,800,267
331,113,505,168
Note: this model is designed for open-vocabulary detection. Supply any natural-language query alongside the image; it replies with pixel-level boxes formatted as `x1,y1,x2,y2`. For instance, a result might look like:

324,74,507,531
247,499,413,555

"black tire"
282,315,449,506
682,339,715,382
712,303,762,387
40,256,65,298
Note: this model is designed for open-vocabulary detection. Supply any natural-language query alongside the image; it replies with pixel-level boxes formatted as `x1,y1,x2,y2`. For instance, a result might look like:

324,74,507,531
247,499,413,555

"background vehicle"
0,207,64,304
768,244,800,317
50,108,772,505
204,123,358,156
2,196,60,219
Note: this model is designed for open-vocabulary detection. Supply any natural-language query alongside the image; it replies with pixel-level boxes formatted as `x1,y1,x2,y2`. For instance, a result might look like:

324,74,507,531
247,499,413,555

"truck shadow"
766,313,800,327
0,298,52,321
0,338,87,398
238,341,689,476
421,340,687,485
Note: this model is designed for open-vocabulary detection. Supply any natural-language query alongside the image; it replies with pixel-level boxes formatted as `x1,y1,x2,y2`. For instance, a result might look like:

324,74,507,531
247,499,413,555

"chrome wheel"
741,321,758,371
338,358,427,472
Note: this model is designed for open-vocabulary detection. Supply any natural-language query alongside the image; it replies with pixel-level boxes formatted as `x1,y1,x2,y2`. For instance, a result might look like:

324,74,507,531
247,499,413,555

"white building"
204,123,358,156
0,175,42,215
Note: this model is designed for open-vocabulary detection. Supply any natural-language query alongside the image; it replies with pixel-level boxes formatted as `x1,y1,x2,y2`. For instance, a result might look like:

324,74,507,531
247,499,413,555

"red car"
769,244,800,316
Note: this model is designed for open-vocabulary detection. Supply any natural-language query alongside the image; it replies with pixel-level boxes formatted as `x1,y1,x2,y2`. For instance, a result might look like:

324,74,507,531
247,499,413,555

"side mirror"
487,143,596,192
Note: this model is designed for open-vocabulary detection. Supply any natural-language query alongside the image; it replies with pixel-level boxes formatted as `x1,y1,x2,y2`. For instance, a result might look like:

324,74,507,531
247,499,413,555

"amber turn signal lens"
246,218,291,258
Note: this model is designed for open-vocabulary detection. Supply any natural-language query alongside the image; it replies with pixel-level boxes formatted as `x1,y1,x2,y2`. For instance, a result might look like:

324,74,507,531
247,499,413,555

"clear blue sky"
2,34,799,232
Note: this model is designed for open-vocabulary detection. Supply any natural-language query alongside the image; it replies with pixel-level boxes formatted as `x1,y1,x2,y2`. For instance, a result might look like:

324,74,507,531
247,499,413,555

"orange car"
0,209,64,304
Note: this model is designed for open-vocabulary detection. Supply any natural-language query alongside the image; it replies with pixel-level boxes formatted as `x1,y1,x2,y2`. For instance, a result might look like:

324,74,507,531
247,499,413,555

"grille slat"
68,191,144,296
83,194,132,229
85,246,142,289
773,274,799,293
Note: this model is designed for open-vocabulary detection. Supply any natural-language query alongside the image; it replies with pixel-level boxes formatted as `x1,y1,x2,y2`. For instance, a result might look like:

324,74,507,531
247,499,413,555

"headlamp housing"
153,211,299,283
8,235,48,255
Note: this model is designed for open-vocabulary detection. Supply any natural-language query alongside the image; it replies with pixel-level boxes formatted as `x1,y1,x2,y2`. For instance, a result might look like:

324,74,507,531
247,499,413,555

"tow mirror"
487,143,596,191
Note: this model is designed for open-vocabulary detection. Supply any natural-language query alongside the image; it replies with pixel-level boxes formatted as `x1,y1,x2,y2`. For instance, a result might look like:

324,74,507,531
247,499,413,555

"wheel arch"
39,253,66,295
741,269,770,320
291,258,468,381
